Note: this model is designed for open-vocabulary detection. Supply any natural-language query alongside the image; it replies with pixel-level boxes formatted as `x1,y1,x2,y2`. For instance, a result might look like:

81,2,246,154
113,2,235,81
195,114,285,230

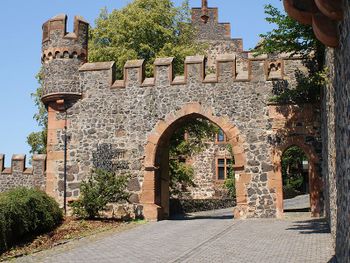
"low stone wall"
0,154,46,192
169,198,236,216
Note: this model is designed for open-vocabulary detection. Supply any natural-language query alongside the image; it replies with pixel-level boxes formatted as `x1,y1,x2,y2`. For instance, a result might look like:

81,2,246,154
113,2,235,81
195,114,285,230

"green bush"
0,187,63,253
70,169,130,219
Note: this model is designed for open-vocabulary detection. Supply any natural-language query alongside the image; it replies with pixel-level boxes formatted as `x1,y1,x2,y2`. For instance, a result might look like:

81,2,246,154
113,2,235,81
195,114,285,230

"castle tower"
41,15,89,202
191,1,243,70
41,14,89,106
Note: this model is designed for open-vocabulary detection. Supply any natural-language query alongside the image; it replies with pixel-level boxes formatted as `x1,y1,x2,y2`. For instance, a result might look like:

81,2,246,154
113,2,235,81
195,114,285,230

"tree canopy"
27,72,47,155
89,0,204,78
254,4,326,104
255,4,324,66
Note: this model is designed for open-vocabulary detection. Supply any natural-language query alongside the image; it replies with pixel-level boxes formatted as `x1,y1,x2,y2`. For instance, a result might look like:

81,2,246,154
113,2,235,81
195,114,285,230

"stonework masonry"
192,7,243,70
286,0,350,261
186,143,232,199
331,1,350,260
0,154,46,192
323,48,337,246
0,1,346,261
40,5,323,221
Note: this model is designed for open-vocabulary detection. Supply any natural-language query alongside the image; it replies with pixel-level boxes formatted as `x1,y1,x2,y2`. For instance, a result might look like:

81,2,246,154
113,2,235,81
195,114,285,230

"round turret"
41,14,89,106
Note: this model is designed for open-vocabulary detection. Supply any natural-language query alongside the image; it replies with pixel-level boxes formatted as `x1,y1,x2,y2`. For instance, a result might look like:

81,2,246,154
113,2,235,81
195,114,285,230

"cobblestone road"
16,210,335,263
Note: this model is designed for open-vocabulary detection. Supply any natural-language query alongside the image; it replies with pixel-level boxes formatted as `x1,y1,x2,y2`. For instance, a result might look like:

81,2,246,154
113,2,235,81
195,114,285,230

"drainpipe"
57,99,68,215
63,108,68,215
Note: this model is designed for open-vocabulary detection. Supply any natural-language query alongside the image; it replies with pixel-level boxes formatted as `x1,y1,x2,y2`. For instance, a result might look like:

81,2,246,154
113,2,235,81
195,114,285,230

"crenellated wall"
0,154,46,192
40,9,322,221
41,14,88,105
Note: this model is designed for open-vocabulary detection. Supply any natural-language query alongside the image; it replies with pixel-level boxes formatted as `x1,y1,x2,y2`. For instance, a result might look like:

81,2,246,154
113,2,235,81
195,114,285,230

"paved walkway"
16,210,335,263
284,194,310,211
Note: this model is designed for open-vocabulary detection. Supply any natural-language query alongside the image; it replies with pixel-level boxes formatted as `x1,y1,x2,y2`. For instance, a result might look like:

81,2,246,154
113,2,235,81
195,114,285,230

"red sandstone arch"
272,136,323,218
140,103,247,220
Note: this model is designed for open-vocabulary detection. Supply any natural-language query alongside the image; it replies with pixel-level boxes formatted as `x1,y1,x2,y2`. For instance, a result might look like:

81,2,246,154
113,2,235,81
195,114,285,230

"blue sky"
0,0,283,166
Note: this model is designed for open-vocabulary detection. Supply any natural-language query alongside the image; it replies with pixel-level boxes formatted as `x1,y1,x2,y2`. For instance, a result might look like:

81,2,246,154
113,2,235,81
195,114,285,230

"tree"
27,72,47,155
281,146,307,196
254,4,326,104
89,0,205,78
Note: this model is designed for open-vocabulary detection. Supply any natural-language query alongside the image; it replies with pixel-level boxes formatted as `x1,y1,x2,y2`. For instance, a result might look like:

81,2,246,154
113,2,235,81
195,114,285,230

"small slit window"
216,129,226,143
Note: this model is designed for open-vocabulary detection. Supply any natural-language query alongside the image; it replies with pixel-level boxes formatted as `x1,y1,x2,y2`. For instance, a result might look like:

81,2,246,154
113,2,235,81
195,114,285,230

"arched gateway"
40,4,323,220
141,103,247,220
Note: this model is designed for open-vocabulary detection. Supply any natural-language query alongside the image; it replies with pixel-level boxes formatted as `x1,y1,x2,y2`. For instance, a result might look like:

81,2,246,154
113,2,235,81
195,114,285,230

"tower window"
216,129,226,143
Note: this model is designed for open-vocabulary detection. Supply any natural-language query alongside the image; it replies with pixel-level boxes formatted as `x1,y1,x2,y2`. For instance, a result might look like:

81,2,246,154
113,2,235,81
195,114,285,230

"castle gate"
39,4,323,220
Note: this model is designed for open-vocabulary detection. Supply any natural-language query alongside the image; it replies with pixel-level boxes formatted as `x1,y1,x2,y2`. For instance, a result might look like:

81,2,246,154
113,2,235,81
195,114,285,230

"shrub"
70,169,130,219
224,172,236,199
0,187,63,253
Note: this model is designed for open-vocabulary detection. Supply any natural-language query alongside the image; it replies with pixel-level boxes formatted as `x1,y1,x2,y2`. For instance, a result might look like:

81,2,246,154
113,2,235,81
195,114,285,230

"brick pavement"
16,211,335,263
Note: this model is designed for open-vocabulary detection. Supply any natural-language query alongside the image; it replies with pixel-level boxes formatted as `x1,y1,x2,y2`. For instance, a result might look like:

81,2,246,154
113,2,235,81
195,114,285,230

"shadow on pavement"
286,218,331,234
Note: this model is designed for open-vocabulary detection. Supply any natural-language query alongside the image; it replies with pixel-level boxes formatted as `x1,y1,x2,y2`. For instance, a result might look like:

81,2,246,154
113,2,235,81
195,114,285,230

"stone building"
0,0,348,261
38,1,323,222
283,0,349,262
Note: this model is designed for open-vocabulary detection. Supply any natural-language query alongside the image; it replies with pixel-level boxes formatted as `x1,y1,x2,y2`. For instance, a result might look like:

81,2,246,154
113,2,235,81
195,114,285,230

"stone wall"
191,7,243,70
268,104,323,217
192,7,232,41
323,48,337,245
333,1,350,260
41,12,322,220
189,143,232,199
43,51,319,220
0,154,46,192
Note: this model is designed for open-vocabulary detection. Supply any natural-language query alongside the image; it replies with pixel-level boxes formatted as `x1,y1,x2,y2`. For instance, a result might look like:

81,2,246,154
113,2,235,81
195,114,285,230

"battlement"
79,52,304,88
0,154,46,175
42,14,89,63
0,154,46,192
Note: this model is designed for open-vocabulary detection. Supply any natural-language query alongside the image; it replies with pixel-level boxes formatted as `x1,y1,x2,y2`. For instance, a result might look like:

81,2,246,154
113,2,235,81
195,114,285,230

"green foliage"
255,4,324,61
224,144,236,198
89,0,205,78
0,187,63,252
169,118,219,197
254,4,326,104
27,130,47,155
27,71,47,155
70,169,130,219
169,160,195,198
282,146,307,193
269,67,327,104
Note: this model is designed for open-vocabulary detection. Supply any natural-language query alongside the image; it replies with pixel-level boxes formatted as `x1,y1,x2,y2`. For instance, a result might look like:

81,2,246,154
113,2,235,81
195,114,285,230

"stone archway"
273,137,323,217
140,103,247,220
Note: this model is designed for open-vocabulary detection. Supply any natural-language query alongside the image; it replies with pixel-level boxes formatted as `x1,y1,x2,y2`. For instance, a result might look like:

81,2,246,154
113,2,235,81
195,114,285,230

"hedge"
0,187,63,253
169,198,236,216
